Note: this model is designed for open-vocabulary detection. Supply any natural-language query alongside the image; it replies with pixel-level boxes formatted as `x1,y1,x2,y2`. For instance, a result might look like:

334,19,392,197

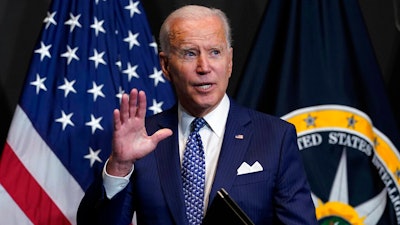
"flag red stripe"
0,143,71,225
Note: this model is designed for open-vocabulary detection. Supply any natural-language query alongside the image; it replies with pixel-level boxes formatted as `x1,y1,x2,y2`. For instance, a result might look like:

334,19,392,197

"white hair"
159,5,232,54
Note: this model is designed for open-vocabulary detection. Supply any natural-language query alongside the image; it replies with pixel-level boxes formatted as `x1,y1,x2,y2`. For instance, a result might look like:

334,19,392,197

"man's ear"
159,52,171,81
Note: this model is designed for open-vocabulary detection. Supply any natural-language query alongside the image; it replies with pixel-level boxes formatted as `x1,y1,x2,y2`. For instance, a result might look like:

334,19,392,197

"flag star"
148,99,164,115
34,42,52,61
61,45,79,64
91,17,106,36
84,147,103,167
149,41,158,54
87,81,105,101
115,60,122,70
43,11,57,29
89,49,107,68
124,31,140,50
64,13,82,32
95,0,107,4
30,74,47,94
55,110,74,130
85,114,104,134
125,0,141,17
58,78,77,97
116,86,125,103
123,62,139,81
149,67,165,86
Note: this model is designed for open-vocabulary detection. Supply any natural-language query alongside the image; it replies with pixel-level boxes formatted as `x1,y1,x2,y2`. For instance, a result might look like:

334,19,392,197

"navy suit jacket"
77,100,318,225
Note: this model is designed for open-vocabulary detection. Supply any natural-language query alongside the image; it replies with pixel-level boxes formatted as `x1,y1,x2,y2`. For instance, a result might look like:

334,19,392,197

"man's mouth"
198,84,212,90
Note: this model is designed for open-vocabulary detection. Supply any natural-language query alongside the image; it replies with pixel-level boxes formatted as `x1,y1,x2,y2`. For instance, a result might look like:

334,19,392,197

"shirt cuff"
102,159,134,199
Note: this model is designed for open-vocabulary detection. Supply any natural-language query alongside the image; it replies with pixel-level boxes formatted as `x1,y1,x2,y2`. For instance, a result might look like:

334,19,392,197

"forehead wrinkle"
168,17,228,47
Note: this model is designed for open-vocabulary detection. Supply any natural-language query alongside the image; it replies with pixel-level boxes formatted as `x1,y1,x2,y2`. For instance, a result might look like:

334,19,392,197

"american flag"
0,0,175,224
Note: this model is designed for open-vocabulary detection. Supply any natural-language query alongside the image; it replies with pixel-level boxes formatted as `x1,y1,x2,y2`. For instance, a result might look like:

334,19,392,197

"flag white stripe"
7,105,84,225
0,184,33,225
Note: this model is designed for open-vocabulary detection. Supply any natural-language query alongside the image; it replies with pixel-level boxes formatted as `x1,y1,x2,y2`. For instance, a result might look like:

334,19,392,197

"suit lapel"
208,101,253,206
153,108,187,224
153,102,254,219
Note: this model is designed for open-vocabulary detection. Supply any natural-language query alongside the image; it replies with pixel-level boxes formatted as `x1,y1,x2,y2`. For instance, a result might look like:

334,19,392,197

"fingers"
119,90,132,123
128,89,146,119
118,89,147,124
113,109,121,131
137,90,147,119
113,88,146,130
128,89,138,120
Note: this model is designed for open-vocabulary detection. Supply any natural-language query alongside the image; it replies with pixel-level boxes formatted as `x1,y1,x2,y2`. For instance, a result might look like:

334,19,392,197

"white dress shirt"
103,94,230,210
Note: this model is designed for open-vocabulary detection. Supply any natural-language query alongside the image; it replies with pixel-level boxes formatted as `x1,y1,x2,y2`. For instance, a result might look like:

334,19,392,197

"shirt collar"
179,94,230,137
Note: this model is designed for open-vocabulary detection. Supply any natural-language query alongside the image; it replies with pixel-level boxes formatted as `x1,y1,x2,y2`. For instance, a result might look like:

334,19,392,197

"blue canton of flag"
0,0,175,224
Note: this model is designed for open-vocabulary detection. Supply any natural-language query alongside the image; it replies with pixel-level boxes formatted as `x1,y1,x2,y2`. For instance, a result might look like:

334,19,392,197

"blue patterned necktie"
182,117,207,225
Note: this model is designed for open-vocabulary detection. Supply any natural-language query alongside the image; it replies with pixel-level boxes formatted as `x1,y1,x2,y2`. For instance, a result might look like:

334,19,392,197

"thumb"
151,128,173,144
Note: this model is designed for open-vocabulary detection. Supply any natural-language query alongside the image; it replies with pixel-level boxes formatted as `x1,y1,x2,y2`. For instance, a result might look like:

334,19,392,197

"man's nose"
196,54,211,75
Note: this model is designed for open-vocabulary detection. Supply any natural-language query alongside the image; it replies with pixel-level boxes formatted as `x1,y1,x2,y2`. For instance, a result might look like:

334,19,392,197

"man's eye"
211,49,221,56
183,51,196,57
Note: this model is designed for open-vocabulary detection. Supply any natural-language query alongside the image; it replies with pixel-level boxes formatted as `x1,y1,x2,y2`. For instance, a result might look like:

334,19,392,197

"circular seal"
282,105,400,225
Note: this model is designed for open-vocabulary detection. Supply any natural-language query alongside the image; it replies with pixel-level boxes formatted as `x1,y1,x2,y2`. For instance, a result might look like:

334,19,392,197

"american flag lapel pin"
235,134,244,139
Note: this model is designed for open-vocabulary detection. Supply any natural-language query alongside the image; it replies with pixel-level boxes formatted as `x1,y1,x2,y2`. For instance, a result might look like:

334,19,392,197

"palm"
108,89,172,176
113,111,157,161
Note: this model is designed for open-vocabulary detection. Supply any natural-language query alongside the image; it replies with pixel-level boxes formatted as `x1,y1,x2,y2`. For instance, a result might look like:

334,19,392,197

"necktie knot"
191,117,206,133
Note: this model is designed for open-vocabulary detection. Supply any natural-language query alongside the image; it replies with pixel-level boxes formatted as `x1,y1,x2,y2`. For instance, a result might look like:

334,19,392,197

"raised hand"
106,89,173,176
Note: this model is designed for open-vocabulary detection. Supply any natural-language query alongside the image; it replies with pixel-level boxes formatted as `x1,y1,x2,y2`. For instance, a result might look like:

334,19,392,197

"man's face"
160,15,233,117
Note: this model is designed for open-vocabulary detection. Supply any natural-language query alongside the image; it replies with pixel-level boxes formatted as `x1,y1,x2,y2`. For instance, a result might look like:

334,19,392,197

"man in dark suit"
77,5,317,225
